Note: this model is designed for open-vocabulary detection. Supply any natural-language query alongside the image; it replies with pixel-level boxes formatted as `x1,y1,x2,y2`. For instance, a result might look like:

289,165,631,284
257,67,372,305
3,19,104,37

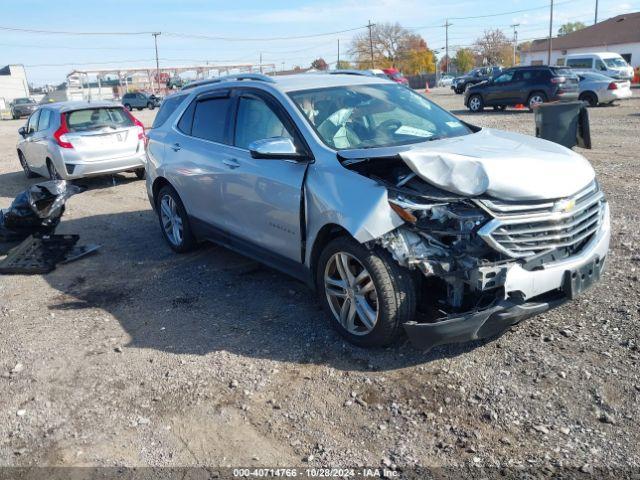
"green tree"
454,48,475,73
558,22,586,36
336,60,353,69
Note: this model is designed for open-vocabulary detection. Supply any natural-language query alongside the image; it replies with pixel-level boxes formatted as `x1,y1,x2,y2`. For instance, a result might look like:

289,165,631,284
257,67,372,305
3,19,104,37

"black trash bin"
534,101,591,149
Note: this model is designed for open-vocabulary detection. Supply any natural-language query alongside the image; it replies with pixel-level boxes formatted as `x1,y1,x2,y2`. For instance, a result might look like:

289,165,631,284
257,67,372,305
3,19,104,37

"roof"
186,73,391,95
528,12,640,52
40,101,122,112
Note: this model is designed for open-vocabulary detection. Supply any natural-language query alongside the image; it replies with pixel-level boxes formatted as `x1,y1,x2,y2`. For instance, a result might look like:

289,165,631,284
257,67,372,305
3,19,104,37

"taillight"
550,76,566,84
608,82,618,90
123,109,147,146
53,113,73,149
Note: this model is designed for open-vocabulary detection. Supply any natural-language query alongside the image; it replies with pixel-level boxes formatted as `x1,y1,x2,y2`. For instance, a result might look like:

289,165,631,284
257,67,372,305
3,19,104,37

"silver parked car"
576,71,633,107
145,73,610,350
16,101,147,180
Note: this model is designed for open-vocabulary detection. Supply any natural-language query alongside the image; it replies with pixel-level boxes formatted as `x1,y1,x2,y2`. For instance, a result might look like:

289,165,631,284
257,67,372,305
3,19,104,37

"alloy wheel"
529,94,545,108
160,194,183,247
47,161,61,180
324,252,379,336
469,96,481,111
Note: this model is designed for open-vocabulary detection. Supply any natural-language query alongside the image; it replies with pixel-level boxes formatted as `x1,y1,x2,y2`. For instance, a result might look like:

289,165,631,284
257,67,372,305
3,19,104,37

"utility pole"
444,20,452,73
337,39,340,68
259,52,263,74
367,20,375,69
594,0,599,23
547,0,554,65
510,24,520,66
152,32,161,94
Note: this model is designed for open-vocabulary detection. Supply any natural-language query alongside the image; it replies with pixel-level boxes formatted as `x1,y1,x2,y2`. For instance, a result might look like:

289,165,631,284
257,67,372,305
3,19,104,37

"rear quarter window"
66,107,133,132
152,94,187,129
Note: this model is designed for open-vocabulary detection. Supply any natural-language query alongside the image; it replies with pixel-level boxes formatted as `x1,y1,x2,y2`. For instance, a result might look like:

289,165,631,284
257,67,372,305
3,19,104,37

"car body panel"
17,102,146,180
145,74,609,348
577,71,633,104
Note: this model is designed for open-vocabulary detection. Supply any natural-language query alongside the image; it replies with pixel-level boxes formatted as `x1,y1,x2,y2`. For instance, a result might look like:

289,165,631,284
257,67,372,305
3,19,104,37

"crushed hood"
399,128,595,201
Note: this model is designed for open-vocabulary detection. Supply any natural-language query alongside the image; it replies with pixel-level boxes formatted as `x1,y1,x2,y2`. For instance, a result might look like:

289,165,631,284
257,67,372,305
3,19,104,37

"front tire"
147,102,155,110
468,94,484,112
124,104,132,111
316,236,416,347
18,151,38,178
156,186,196,253
134,168,145,180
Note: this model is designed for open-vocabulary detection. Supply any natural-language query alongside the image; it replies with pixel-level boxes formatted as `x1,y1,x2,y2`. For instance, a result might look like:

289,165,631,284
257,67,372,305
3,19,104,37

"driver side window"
234,96,293,150
494,71,514,83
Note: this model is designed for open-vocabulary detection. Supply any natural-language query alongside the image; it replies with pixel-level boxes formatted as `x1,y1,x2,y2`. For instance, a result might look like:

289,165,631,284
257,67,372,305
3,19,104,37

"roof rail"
182,73,276,91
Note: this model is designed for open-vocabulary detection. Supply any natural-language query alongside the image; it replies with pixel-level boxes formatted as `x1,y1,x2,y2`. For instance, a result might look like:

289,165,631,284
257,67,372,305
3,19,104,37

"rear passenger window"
567,58,592,69
191,97,231,143
37,109,51,131
152,94,186,129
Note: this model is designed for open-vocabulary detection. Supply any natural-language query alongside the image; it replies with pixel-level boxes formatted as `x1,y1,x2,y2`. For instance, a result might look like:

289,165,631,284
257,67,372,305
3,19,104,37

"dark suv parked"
122,92,160,111
464,66,579,112
451,66,502,94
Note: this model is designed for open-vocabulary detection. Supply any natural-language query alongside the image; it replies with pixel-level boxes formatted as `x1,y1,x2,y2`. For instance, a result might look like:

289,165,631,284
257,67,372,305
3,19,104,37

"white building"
0,64,30,109
521,12,640,69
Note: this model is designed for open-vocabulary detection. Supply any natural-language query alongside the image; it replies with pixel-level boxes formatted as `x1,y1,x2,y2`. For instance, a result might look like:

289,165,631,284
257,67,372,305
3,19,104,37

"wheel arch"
151,176,173,207
308,223,352,285
579,90,598,103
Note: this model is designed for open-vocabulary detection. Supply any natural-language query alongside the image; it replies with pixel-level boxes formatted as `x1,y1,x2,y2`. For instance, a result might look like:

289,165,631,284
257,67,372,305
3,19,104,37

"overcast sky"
1,0,638,85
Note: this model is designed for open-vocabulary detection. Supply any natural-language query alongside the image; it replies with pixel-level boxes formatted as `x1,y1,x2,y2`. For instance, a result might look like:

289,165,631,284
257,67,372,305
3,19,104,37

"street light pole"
594,0,599,23
444,20,452,73
152,32,161,94
367,20,375,69
511,24,520,66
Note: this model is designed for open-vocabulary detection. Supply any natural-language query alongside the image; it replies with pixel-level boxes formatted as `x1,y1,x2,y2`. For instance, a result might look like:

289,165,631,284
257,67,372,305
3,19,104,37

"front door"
485,70,517,105
220,90,309,262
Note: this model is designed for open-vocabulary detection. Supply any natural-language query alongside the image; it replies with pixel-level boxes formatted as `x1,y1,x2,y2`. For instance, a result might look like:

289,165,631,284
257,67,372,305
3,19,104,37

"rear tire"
579,92,598,107
136,107,143,111
18,151,38,179
124,104,132,111
47,160,62,180
316,236,416,348
156,185,196,253
147,102,155,110
527,92,547,111
468,94,484,112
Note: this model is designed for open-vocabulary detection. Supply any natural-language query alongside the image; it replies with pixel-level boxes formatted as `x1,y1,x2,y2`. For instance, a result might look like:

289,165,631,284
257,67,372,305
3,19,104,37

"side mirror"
18,126,27,137
249,137,305,161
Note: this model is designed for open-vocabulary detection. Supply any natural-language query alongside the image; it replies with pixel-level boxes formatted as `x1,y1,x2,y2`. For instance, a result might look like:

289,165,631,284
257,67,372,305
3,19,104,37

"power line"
0,25,153,35
163,26,367,42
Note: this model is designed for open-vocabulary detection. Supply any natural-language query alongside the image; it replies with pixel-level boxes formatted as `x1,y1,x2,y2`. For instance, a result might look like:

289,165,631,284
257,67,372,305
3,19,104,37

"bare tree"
473,29,513,66
349,22,434,72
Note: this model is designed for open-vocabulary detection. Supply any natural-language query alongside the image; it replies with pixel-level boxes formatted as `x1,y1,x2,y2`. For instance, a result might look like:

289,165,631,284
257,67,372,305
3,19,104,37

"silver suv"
146,73,610,350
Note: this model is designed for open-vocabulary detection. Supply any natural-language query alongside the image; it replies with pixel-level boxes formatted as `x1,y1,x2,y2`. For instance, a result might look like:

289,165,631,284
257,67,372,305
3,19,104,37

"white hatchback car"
16,101,147,180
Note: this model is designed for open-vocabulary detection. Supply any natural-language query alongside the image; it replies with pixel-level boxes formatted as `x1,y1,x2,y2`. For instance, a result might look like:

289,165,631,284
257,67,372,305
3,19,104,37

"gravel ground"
0,89,638,477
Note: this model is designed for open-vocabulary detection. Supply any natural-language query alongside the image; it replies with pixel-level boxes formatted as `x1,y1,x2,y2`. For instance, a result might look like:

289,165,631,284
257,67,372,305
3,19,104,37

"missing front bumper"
403,296,568,351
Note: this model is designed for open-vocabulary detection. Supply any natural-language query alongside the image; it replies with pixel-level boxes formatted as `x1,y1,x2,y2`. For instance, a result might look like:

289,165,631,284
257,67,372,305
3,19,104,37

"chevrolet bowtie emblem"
554,198,576,213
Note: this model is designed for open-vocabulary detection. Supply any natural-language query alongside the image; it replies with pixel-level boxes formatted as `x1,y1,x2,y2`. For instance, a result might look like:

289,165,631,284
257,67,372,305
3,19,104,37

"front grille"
477,182,606,258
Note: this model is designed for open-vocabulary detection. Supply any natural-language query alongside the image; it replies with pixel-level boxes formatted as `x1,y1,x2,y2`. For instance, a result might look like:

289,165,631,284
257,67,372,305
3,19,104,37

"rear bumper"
57,151,146,179
555,91,579,101
598,89,633,103
404,203,610,351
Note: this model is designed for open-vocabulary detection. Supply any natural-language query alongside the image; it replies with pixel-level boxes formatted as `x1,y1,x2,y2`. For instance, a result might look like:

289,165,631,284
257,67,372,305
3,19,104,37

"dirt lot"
1,90,639,477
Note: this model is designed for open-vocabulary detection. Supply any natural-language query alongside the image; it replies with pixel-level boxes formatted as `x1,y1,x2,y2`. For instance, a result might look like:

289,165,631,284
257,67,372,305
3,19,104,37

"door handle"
171,143,181,152
223,158,241,169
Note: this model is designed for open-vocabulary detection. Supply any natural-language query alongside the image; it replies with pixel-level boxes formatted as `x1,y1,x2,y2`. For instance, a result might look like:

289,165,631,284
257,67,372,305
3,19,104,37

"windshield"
604,57,628,68
289,83,472,150
14,98,34,105
66,107,134,132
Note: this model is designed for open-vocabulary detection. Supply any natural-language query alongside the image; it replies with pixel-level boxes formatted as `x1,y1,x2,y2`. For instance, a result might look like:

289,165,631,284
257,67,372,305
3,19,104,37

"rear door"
220,89,309,262
165,90,234,230
64,107,142,162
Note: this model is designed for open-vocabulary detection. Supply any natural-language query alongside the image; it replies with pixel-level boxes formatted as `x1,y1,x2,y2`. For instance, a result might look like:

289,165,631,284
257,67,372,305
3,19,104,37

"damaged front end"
342,153,609,350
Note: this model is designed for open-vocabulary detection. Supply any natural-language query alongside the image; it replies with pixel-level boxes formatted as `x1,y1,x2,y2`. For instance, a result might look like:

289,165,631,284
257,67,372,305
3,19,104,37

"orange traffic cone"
514,103,525,110
425,81,431,94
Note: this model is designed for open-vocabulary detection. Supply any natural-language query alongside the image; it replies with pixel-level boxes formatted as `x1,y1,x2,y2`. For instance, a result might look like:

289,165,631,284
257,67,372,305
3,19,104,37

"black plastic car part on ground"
0,180,83,242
